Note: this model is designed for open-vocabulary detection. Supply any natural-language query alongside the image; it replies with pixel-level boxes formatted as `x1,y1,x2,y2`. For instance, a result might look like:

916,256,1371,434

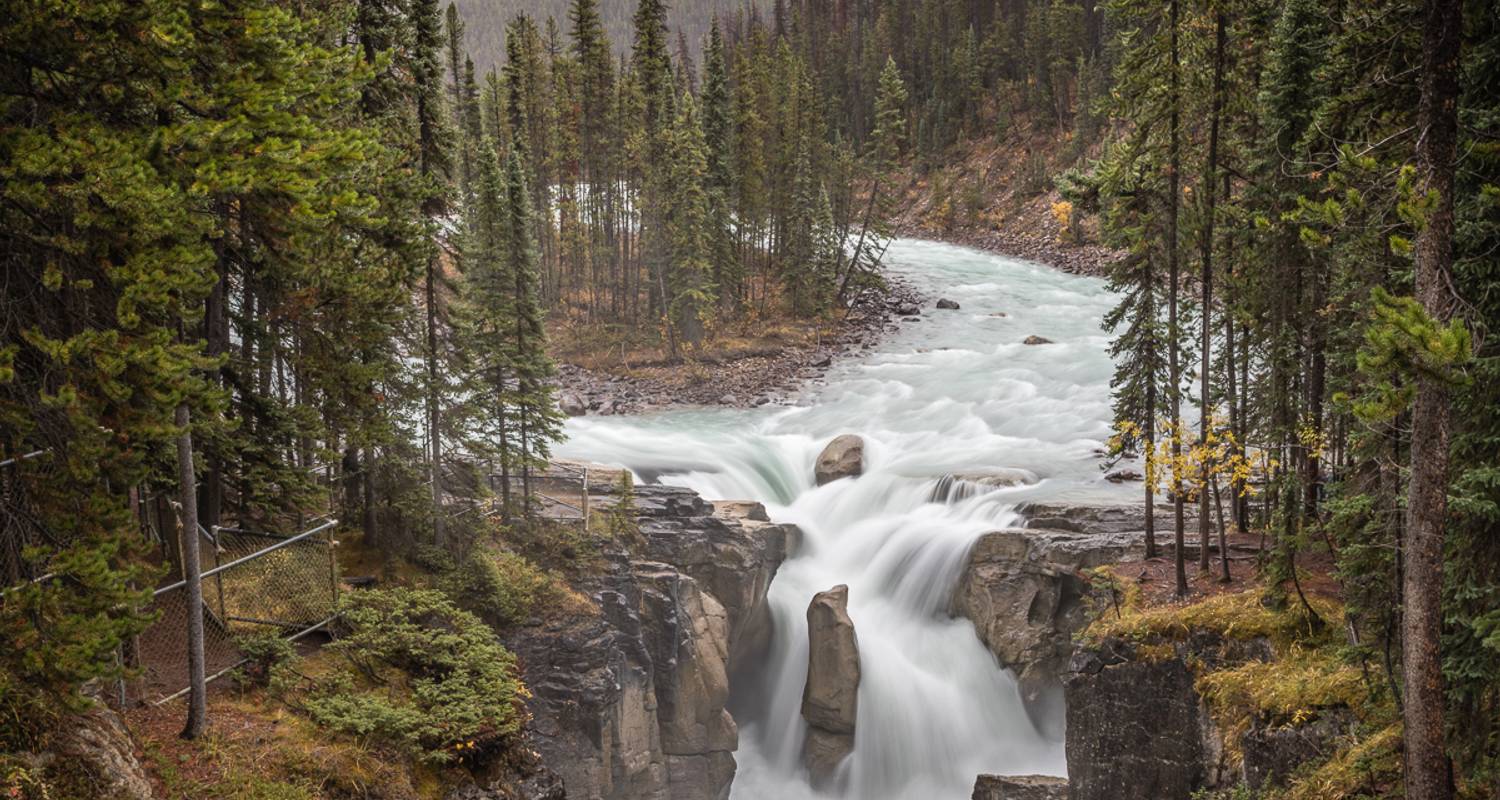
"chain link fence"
1,449,55,588
125,519,340,705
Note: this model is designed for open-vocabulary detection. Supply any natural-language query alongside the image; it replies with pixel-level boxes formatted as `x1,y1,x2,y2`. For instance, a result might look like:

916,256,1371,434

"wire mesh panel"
1,450,55,589
126,519,338,705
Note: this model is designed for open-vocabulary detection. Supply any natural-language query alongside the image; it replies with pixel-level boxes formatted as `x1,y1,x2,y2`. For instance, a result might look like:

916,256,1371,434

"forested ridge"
2,0,1499,798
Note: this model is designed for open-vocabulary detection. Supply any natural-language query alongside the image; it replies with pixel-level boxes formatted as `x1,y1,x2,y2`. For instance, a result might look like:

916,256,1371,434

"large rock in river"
802,584,860,783
814,434,865,485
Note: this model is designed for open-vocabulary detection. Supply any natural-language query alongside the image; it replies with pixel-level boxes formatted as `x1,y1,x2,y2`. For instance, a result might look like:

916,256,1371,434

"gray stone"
559,392,588,417
815,434,865,485
936,298,961,310
1241,709,1356,790
1065,649,1210,800
802,585,860,783
802,585,860,733
1023,335,1054,345
971,774,1068,800
50,702,155,800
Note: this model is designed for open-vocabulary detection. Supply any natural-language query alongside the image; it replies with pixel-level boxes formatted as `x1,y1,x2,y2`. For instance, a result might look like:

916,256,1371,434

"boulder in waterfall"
936,298,961,310
1104,468,1143,483
558,392,587,417
971,774,1068,800
814,434,865,485
802,584,860,782
1023,335,1054,345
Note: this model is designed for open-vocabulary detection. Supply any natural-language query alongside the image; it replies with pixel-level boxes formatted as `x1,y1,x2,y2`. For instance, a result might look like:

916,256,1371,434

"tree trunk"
1198,11,1225,574
362,447,378,549
1402,0,1461,796
426,253,446,548
1167,0,1186,598
175,403,207,739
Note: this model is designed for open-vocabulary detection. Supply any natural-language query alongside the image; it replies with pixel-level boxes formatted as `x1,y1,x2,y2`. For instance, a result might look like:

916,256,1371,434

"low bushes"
298,588,525,764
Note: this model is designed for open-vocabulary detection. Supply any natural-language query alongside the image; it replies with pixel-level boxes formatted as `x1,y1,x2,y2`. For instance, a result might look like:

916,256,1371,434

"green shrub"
234,632,296,688
303,589,524,763
439,549,559,628
408,542,458,574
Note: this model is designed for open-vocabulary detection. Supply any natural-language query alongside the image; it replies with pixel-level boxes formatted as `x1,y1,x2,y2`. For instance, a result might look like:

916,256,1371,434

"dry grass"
129,681,437,800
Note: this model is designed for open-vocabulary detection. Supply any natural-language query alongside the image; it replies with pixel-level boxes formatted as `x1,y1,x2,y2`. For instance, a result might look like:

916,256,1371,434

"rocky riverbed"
551,276,927,416
897,224,1125,279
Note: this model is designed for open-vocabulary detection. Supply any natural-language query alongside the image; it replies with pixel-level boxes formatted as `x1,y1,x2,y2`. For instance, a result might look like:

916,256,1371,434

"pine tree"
663,92,719,347
871,57,909,170
701,21,739,309
500,150,565,506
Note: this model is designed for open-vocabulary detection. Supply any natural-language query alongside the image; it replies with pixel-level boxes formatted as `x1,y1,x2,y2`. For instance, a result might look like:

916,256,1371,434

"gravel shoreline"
897,224,1125,278
553,274,927,416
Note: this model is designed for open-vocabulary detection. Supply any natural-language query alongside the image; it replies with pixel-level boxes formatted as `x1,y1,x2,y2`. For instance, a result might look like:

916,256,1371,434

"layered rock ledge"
503,483,794,800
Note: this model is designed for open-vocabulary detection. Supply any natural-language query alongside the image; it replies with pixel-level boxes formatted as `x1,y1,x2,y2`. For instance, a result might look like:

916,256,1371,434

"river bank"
899,223,1124,279
551,273,926,415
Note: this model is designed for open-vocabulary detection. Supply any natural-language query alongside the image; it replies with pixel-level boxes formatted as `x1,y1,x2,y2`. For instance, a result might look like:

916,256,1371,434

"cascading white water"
556,239,1138,800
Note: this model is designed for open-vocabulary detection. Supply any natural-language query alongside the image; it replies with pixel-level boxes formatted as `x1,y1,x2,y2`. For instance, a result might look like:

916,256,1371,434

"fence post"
582,466,591,533
327,523,339,610
210,525,225,622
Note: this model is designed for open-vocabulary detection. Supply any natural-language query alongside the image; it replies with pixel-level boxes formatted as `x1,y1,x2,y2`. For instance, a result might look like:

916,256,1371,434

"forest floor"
1114,529,1342,608
546,273,924,415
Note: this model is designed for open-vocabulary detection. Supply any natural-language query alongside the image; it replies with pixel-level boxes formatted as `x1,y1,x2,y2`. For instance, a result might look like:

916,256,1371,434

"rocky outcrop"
47,702,155,800
801,585,860,784
1241,708,1355,791
952,523,1140,737
506,485,794,800
970,774,1068,800
1063,633,1350,800
1065,640,1219,800
815,435,865,485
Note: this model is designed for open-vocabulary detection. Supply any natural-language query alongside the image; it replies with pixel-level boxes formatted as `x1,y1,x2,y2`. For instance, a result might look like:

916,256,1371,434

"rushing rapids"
556,239,1136,800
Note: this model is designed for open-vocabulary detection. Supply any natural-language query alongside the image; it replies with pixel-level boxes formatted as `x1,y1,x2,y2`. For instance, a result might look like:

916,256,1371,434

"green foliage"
234,632,297,689
303,589,523,763
438,548,561,628
1351,286,1472,423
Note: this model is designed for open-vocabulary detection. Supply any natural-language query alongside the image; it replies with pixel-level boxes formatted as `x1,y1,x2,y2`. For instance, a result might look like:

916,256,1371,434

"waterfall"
556,239,1136,799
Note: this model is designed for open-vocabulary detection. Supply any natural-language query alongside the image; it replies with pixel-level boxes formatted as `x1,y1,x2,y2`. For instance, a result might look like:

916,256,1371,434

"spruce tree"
663,92,719,347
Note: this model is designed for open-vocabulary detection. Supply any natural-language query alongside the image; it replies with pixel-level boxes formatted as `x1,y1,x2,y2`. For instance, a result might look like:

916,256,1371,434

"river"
555,239,1135,800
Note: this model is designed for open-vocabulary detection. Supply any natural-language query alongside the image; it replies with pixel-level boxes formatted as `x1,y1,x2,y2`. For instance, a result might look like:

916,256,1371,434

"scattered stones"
595,397,619,416
802,585,860,784
719,394,737,405
1105,468,1143,483
894,224,1125,278
1023,335,1054,345
989,311,1008,317
811,354,832,368
896,302,921,316
814,434,865,485
936,298,961,310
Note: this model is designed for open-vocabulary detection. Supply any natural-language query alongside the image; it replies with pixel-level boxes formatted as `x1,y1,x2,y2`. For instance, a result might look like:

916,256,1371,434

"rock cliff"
504,483,793,800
